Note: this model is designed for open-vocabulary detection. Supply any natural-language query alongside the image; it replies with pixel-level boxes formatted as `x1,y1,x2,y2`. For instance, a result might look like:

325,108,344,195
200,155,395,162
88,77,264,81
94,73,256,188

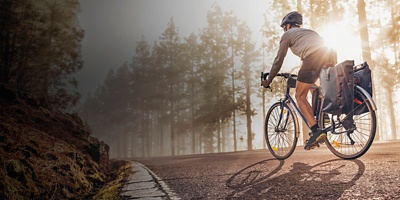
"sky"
76,0,272,98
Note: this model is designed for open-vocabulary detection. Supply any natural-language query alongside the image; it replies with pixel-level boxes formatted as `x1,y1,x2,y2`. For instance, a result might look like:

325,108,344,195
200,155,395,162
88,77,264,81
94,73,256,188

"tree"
368,0,400,139
198,4,234,153
357,0,372,64
182,33,202,154
223,11,240,152
131,37,153,157
236,22,260,150
81,63,132,157
0,0,83,110
157,18,184,156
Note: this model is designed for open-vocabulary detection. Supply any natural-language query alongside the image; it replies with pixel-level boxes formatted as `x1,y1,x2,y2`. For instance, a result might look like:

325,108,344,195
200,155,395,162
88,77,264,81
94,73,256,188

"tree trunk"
230,27,238,152
217,120,221,153
141,110,146,157
262,43,266,149
297,0,302,13
191,99,196,154
0,1,13,84
222,122,226,152
245,71,253,151
309,0,316,29
357,0,381,140
387,87,397,139
160,117,164,156
390,0,399,64
170,85,175,156
232,57,237,152
147,112,153,157
357,0,372,64
198,128,202,154
262,89,266,149
217,57,221,153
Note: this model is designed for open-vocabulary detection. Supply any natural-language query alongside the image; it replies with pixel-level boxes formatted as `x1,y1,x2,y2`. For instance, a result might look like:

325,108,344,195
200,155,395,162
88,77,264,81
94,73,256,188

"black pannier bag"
354,62,372,114
320,60,354,115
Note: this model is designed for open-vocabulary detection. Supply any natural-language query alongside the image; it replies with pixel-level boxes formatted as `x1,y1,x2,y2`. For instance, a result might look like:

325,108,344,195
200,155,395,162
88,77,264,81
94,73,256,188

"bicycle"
261,63,377,160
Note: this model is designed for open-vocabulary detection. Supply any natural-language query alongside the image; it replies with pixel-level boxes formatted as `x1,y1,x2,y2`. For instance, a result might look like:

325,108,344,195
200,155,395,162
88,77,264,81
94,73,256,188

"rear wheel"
319,87,376,159
265,102,298,160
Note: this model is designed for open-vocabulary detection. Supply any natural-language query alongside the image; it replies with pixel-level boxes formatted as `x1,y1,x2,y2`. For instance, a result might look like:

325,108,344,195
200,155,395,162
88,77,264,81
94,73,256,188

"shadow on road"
226,159,365,199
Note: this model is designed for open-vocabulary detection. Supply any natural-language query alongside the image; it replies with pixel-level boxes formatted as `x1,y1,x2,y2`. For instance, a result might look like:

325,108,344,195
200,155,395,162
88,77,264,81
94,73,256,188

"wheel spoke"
265,103,297,159
321,89,376,159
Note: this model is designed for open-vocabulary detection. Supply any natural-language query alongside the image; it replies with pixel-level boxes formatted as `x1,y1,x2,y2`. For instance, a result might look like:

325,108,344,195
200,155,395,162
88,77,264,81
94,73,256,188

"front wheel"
265,102,298,160
319,87,376,159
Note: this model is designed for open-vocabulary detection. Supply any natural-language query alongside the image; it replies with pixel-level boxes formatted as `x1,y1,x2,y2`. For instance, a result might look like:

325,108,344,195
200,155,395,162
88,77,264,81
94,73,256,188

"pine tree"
156,18,183,156
131,37,153,157
0,0,84,110
236,22,260,150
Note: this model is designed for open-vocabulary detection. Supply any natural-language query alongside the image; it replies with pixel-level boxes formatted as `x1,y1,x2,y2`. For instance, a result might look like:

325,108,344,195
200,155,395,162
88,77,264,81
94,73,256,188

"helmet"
280,11,302,28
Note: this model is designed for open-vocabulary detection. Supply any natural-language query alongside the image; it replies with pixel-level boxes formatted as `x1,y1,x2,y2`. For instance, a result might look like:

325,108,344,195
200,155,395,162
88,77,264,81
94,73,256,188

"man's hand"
261,80,270,88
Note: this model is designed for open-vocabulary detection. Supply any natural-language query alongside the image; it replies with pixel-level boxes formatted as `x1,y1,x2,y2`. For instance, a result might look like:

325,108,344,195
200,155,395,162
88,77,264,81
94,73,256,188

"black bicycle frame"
278,81,312,131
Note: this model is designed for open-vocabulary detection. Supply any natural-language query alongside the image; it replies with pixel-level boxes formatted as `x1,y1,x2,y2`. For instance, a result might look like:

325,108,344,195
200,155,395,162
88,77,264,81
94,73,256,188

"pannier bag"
320,60,354,115
354,62,372,114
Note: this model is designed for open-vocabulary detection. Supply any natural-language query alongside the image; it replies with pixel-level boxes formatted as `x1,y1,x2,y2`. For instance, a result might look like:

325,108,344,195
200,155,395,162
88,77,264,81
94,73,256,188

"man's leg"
295,81,316,127
295,80,326,150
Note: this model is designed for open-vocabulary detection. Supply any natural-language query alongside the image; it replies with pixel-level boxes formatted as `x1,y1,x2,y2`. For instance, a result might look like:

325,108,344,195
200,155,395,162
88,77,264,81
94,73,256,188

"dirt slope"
0,85,125,199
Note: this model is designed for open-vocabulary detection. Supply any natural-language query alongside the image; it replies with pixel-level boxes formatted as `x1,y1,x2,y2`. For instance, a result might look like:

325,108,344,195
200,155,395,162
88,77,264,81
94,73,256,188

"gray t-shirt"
267,27,325,83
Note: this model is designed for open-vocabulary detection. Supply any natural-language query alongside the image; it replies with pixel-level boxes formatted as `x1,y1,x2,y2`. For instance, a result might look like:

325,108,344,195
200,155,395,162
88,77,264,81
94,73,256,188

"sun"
318,23,362,62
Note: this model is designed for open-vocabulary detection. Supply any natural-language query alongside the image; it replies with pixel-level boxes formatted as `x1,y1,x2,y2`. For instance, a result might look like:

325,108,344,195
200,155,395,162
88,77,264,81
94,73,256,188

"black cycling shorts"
297,48,332,84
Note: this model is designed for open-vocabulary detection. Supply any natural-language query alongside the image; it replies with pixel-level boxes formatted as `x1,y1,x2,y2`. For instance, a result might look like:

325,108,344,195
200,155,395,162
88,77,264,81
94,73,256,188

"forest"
79,0,400,158
0,0,83,110
1,1,399,158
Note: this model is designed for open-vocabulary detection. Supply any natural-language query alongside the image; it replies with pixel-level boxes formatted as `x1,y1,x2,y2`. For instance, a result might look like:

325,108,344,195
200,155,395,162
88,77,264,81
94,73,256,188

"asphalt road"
133,140,400,199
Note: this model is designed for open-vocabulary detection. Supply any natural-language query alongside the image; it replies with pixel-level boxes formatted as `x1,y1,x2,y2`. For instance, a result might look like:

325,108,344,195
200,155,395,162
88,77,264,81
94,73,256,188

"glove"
261,80,270,88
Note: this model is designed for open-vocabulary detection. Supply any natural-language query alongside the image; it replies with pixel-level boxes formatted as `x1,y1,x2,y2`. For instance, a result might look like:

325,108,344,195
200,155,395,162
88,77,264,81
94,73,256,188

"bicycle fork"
276,101,290,132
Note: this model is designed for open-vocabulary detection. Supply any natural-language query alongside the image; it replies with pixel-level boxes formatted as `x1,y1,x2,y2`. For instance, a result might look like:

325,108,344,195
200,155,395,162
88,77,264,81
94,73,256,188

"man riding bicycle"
261,11,336,150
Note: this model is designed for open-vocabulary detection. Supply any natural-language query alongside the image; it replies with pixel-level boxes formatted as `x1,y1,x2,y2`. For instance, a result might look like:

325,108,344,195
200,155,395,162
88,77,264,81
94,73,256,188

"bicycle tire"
265,102,298,160
319,88,376,159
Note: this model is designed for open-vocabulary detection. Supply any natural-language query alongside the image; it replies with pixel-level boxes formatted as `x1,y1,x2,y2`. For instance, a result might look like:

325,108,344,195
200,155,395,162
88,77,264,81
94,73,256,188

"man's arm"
267,34,290,83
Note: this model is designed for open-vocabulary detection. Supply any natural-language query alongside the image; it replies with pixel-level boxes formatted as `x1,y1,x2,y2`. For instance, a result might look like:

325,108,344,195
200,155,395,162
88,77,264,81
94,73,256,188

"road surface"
126,140,400,199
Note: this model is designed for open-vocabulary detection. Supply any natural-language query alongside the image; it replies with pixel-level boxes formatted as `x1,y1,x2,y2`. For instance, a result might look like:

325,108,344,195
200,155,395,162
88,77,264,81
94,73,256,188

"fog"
75,0,400,157
76,0,270,97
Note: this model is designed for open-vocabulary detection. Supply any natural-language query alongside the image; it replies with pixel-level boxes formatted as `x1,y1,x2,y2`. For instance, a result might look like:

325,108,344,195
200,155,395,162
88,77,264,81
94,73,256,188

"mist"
75,0,400,158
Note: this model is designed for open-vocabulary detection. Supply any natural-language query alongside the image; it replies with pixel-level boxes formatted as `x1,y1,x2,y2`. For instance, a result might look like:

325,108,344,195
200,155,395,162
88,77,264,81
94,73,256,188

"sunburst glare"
319,23,362,62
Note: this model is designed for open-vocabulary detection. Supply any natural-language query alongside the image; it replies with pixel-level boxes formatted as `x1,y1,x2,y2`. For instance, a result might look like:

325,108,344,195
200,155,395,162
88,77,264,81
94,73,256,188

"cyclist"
261,11,336,150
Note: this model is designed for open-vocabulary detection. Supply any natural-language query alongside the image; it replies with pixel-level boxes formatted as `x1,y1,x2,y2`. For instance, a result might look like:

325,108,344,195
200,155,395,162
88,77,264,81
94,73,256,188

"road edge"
120,161,180,199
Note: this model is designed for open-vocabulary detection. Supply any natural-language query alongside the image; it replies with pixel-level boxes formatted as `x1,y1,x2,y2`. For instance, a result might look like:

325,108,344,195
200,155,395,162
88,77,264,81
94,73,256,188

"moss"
73,168,91,190
3,176,23,199
87,171,104,183
3,159,39,198
0,90,114,199
7,160,22,177
92,162,131,200
75,153,85,169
